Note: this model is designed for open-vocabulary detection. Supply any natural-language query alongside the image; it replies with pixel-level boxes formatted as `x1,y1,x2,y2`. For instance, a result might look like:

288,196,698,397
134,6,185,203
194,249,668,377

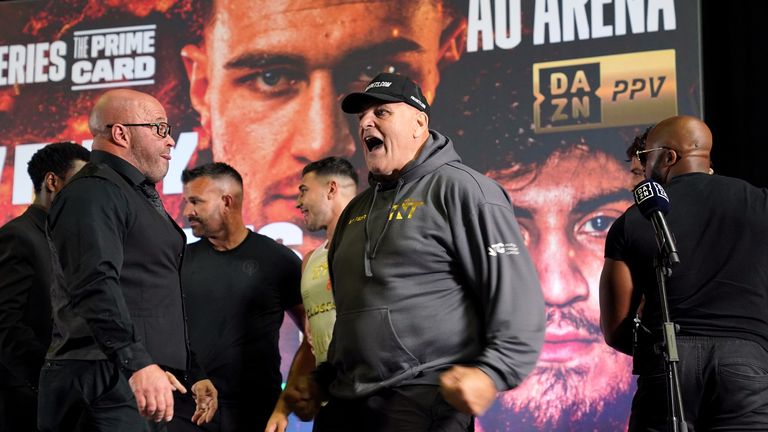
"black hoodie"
326,130,545,398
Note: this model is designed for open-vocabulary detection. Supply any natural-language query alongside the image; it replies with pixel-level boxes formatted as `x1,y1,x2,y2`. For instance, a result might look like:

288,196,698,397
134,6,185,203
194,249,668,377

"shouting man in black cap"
284,73,545,432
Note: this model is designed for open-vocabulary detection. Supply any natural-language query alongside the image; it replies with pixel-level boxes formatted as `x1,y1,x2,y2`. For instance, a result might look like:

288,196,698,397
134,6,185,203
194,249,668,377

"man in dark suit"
0,142,90,431
38,89,216,431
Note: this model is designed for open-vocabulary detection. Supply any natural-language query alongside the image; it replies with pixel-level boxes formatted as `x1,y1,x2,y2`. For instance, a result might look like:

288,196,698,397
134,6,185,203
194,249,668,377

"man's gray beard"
498,352,632,428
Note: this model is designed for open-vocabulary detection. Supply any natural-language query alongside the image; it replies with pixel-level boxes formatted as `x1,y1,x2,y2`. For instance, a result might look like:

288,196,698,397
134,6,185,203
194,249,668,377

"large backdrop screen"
0,1,701,430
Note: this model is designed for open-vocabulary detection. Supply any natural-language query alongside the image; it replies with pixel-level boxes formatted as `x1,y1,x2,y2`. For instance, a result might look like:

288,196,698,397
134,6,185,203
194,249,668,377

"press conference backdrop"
0,1,701,430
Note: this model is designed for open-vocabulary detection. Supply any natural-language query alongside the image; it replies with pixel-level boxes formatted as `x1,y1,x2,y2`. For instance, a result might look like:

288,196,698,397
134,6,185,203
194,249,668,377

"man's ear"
110,124,130,149
665,149,679,166
327,179,338,200
438,15,467,69
181,44,211,133
414,112,429,138
43,172,57,193
221,193,234,210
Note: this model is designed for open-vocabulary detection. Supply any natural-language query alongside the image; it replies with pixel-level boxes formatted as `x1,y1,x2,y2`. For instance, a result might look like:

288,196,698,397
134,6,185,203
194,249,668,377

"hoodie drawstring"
364,179,404,277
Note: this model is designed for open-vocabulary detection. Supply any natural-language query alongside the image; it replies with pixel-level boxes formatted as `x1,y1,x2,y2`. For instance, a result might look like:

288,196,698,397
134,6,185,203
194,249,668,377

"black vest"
47,161,188,371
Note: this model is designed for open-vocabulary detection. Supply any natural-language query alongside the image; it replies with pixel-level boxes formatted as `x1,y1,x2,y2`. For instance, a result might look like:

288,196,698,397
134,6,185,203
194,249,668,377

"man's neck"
208,224,250,251
326,217,338,246
32,193,52,212
326,201,352,245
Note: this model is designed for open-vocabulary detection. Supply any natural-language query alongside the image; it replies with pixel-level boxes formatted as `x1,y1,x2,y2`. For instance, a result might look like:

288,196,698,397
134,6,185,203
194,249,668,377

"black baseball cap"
341,73,430,116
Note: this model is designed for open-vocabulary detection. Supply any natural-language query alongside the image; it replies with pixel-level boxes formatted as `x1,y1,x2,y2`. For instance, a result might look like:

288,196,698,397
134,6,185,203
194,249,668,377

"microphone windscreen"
633,180,670,219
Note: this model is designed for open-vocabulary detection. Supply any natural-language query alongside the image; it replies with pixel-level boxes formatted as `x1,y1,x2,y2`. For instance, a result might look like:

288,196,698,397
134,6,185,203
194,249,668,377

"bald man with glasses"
601,115,768,430
39,89,216,432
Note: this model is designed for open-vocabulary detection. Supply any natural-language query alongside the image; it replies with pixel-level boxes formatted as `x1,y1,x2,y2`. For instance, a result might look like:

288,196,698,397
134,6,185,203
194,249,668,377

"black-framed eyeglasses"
106,122,172,138
635,146,671,165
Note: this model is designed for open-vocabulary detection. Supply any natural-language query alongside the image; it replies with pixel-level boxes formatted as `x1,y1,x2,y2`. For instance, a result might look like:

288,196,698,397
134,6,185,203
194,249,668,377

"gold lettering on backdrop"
533,50,677,132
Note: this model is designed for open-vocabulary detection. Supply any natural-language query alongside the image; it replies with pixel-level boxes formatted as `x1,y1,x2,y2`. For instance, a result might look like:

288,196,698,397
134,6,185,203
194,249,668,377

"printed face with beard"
486,147,635,429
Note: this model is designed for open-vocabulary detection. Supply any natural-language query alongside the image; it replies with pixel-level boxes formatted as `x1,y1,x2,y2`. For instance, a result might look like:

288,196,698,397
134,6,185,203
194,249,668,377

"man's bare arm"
599,258,638,355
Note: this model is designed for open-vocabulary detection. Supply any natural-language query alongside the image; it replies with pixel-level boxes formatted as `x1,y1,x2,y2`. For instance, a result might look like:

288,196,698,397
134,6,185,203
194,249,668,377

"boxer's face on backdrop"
183,0,453,243
491,147,634,427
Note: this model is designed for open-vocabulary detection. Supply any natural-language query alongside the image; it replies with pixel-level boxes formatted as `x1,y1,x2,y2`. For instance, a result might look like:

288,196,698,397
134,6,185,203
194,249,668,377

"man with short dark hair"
0,141,89,431
177,162,306,431
601,115,768,430
39,89,215,431
291,73,545,432
626,127,652,187
266,157,358,432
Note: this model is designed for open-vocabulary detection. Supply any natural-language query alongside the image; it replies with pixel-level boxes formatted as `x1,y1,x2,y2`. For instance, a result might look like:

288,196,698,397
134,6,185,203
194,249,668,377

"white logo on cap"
487,242,520,256
409,95,426,109
365,81,392,91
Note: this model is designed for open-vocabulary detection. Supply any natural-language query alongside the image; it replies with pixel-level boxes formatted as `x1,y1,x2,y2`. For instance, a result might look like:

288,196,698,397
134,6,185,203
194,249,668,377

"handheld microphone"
633,180,680,265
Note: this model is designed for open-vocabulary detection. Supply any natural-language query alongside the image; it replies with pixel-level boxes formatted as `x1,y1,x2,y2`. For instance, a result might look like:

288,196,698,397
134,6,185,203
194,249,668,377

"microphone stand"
651,216,688,432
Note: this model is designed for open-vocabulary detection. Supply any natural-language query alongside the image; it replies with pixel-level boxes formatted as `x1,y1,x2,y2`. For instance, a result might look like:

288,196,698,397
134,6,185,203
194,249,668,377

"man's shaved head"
88,88,174,183
645,116,713,183
89,89,163,138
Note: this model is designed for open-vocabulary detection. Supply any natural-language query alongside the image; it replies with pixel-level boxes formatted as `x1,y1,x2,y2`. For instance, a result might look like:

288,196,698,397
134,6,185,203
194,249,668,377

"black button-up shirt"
47,150,188,374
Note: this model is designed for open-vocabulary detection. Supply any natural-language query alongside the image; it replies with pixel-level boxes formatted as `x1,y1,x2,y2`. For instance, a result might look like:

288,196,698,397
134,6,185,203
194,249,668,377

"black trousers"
1,384,38,432
313,385,473,432
630,336,768,431
168,388,280,432
37,359,166,432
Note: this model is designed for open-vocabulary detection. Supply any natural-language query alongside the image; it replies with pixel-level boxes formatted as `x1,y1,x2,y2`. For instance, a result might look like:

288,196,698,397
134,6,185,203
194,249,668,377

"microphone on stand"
633,180,680,265
632,182,688,431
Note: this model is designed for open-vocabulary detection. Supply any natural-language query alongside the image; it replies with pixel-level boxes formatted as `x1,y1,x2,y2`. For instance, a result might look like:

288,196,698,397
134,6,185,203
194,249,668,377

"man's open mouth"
364,136,383,152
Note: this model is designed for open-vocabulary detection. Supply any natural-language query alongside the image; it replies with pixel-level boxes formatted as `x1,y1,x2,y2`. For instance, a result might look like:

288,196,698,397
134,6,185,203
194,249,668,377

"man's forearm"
284,338,315,387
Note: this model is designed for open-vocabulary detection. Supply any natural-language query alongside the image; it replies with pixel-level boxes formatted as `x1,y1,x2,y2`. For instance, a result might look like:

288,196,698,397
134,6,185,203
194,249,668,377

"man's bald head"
649,115,712,155
87,88,174,183
645,116,713,183
89,89,165,141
